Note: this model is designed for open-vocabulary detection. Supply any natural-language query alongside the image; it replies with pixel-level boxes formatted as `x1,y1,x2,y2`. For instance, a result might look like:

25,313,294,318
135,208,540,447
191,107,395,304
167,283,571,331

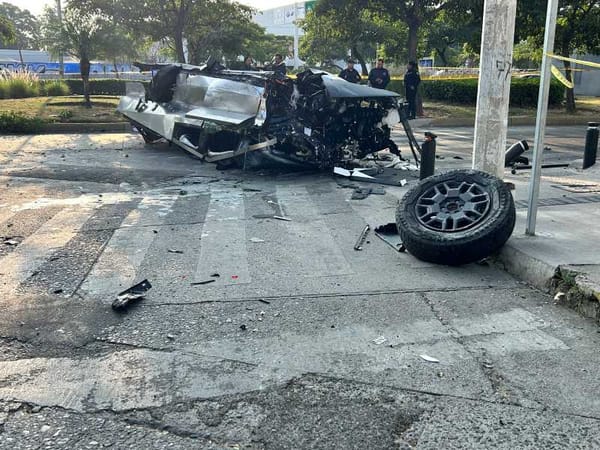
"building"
252,1,315,37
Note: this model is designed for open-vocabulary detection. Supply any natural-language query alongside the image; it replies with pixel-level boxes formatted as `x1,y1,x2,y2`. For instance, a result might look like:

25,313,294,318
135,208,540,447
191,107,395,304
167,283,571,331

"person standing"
243,56,255,71
272,53,287,77
339,59,361,83
368,58,390,89
404,61,421,119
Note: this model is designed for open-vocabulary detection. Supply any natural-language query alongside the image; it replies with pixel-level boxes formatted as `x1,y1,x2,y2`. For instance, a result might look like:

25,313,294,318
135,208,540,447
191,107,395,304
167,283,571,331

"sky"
3,0,296,16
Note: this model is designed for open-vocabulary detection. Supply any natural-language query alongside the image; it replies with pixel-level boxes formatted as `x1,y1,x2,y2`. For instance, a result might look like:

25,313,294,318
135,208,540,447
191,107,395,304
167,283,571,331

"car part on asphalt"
351,186,385,200
112,279,152,311
119,62,425,169
374,223,406,252
190,279,216,285
504,140,529,167
354,224,371,251
396,170,516,265
510,162,570,174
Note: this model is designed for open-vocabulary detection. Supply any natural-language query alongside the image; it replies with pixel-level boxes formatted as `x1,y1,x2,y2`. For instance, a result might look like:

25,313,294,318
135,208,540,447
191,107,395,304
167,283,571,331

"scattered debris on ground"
112,279,152,311
351,186,385,200
354,225,371,251
374,223,406,253
191,279,216,286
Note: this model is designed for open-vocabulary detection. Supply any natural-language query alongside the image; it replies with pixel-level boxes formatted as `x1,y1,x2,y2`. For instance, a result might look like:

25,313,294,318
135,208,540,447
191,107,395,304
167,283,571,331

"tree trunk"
407,23,419,62
174,29,186,63
564,59,575,113
80,57,91,108
113,60,120,79
352,46,368,76
436,48,448,66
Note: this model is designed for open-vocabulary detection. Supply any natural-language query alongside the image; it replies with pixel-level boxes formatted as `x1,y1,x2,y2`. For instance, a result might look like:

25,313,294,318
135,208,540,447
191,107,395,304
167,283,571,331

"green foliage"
0,70,40,98
185,1,262,65
0,13,16,45
0,3,39,49
52,79,146,96
43,80,71,96
385,78,564,107
0,111,44,134
58,109,74,120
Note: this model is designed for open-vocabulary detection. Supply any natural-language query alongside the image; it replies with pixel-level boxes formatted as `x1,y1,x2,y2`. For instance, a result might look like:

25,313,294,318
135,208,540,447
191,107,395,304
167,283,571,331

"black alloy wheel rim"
415,180,492,232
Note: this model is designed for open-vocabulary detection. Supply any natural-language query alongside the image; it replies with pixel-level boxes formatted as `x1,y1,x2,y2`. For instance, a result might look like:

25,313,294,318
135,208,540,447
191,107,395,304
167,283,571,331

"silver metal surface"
526,0,559,235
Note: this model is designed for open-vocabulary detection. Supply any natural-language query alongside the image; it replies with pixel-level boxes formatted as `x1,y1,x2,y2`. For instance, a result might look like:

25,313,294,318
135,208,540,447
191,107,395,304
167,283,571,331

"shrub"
61,79,148,96
0,70,40,98
0,81,7,99
58,109,74,120
387,77,564,107
0,111,44,134
44,80,71,96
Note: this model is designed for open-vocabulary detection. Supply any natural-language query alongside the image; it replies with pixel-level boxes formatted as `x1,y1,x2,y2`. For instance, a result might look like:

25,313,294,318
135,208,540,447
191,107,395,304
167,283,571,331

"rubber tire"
396,169,516,266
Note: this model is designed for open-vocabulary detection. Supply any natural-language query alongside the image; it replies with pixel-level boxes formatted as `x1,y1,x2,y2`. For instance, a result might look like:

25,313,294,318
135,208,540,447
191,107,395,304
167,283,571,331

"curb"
41,122,131,134
427,116,596,127
497,243,600,323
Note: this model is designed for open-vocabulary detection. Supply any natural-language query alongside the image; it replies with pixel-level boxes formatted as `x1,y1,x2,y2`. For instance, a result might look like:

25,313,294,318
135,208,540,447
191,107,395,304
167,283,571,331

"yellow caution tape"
546,52,600,69
550,64,574,88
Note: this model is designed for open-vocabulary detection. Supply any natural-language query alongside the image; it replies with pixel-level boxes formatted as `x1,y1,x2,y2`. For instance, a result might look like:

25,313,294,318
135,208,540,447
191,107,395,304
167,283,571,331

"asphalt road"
0,132,599,449
394,124,591,164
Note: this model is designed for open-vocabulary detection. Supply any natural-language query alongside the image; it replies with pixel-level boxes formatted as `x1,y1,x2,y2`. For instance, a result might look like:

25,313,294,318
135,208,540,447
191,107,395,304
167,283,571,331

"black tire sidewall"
396,170,516,265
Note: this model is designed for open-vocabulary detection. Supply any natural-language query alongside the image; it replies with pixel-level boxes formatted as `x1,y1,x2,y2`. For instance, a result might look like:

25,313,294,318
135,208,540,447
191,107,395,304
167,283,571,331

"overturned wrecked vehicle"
118,61,417,168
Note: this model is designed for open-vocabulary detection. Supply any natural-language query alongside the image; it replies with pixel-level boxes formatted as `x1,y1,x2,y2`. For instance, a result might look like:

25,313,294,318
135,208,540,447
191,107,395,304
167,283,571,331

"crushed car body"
118,61,418,168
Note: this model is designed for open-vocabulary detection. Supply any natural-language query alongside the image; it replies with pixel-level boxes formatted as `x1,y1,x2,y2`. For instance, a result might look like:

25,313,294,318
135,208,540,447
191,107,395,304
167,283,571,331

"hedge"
38,77,564,107
387,78,564,107
0,111,44,134
39,79,148,96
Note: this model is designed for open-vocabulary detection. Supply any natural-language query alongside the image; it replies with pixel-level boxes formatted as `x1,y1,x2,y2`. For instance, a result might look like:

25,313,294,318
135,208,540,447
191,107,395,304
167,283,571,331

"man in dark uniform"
272,53,287,76
368,58,390,89
404,61,421,119
339,59,361,83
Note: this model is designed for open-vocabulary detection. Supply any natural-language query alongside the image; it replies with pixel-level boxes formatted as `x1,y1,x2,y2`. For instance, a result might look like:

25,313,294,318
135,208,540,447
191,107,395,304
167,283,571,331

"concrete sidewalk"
499,164,600,322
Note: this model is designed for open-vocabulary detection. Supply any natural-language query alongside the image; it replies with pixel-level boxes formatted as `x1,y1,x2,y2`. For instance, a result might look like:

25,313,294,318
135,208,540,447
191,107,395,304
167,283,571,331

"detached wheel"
396,170,516,265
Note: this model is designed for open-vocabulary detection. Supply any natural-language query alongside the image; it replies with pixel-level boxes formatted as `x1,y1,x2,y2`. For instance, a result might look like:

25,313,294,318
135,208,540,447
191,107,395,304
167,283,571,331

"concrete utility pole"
472,0,518,178
293,2,300,69
56,0,64,77
526,0,560,235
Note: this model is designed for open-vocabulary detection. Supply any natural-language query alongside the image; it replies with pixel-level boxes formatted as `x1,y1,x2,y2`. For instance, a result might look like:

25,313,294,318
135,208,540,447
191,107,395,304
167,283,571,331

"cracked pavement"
0,131,599,449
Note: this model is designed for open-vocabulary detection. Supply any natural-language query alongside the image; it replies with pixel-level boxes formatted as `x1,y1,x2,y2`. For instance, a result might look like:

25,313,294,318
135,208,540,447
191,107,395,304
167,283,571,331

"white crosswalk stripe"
0,205,96,297
274,185,353,277
78,194,179,301
194,188,250,285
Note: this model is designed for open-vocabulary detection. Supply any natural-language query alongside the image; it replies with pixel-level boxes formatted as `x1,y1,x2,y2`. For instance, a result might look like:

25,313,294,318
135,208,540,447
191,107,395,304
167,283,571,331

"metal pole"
419,132,437,180
56,0,64,78
525,0,559,235
472,0,518,178
293,2,299,70
582,122,599,169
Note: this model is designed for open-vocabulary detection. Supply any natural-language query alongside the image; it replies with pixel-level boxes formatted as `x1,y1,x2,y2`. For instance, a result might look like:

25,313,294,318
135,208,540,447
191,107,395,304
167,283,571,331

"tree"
0,14,15,46
423,3,482,66
185,0,262,65
40,5,111,106
0,2,40,51
70,0,264,64
517,0,600,112
301,0,396,74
